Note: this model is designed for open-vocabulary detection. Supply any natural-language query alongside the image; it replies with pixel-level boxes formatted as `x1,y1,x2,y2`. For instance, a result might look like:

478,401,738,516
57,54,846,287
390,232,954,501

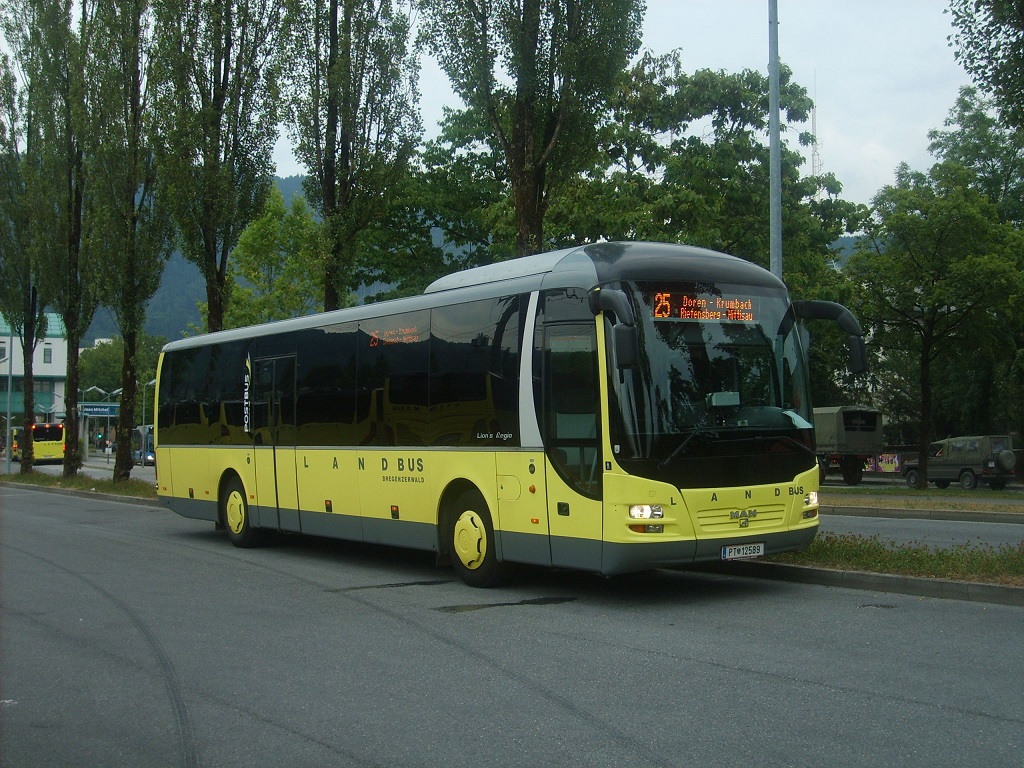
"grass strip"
770,532,1024,587
0,470,157,499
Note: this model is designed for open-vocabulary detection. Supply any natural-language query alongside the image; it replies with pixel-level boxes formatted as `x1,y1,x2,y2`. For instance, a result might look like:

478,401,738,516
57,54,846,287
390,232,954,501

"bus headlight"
804,491,818,507
629,504,664,519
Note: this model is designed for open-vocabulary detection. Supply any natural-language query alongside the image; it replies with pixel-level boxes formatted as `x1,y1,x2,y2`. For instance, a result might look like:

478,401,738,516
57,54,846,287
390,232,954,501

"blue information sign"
80,402,120,417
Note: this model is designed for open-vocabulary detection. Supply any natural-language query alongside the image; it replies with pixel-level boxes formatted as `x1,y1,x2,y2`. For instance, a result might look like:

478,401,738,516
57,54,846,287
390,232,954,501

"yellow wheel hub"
225,490,246,535
453,510,487,570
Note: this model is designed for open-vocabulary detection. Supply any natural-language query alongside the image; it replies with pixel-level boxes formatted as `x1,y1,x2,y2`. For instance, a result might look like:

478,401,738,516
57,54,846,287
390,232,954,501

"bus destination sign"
651,290,757,323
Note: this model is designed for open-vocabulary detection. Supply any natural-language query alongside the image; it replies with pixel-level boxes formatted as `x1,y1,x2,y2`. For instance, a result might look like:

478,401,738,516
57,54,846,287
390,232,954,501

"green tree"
949,0,1024,130
0,40,51,473
2,0,101,477
151,0,285,334
420,0,644,257
927,86,1024,437
847,162,1022,486
545,52,866,406
88,0,172,482
220,186,324,328
79,334,164,424
928,86,1024,226
282,0,421,310
414,104,516,266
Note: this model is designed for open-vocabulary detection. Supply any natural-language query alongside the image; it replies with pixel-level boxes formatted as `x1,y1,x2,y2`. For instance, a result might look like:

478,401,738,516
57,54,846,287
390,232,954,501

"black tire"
988,480,1007,491
841,458,864,486
959,470,978,491
449,490,505,588
904,468,919,488
935,480,950,489
222,475,262,548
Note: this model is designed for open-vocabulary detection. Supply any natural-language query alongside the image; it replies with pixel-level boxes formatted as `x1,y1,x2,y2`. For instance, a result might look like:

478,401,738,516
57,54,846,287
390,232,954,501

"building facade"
1,313,69,425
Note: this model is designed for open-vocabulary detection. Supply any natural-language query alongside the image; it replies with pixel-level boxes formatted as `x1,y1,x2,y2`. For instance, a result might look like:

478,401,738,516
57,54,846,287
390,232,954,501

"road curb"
697,560,1024,607
0,480,162,508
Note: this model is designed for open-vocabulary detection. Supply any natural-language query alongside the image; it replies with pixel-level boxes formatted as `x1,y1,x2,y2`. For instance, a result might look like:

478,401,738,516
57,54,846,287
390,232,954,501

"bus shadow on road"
172,525,785,607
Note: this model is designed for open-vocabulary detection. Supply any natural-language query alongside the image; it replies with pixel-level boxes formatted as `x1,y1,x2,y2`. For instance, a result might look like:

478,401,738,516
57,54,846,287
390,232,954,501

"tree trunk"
113,328,139,482
915,336,933,490
63,343,83,476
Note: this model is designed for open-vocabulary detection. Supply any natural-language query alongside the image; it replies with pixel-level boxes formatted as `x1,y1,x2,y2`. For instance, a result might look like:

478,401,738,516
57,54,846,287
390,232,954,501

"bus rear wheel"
222,476,262,548
449,490,505,588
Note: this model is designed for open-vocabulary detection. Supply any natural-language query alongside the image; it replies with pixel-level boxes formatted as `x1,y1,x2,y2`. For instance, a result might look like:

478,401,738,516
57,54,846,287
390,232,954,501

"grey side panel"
601,539,699,576
161,495,218,523
279,507,301,533
497,530,552,567
362,516,438,552
299,510,365,542
549,536,603,573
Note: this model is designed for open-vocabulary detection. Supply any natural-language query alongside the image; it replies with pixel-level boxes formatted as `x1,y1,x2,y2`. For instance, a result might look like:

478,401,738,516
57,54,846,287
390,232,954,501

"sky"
273,0,974,207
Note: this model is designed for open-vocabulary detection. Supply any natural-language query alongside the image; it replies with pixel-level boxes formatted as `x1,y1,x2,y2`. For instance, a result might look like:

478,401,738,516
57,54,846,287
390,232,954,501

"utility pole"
768,0,783,280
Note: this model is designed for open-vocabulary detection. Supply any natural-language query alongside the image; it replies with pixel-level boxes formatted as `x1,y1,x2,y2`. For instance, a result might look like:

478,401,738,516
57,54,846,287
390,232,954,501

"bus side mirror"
613,323,639,369
590,287,639,369
848,335,867,375
792,299,868,375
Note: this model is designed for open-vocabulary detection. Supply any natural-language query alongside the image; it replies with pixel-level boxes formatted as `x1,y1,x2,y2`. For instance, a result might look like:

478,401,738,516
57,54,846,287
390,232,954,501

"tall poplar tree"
421,0,644,257
282,0,421,311
2,0,100,476
151,0,285,333
1,16,57,473
88,0,172,481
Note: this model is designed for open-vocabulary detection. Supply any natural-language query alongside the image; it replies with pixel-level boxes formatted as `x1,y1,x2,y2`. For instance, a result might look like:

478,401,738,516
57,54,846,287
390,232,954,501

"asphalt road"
3,485,1023,767
820,513,1024,549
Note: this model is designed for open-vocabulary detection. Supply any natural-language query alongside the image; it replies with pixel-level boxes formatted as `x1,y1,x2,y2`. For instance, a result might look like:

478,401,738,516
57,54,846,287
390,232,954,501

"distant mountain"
276,175,306,204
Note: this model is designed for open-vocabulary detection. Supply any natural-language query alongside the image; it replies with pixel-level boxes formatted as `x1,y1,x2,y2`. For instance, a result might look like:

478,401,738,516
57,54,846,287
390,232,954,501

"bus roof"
161,241,781,353
425,241,780,293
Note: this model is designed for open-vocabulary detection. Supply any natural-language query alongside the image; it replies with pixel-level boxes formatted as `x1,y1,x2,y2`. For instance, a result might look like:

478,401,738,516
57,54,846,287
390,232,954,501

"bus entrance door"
542,321,603,571
251,356,299,532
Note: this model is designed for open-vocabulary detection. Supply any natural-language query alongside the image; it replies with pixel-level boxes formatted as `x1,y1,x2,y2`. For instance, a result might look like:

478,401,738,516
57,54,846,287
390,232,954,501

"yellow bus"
11,423,66,463
155,241,865,586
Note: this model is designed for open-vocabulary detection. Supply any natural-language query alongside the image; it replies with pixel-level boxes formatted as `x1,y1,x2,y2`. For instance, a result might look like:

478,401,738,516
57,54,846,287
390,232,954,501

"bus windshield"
608,280,814,488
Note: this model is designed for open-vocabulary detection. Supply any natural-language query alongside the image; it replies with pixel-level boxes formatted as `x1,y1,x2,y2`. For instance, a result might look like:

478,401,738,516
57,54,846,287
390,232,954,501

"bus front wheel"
222,476,261,548
449,490,505,588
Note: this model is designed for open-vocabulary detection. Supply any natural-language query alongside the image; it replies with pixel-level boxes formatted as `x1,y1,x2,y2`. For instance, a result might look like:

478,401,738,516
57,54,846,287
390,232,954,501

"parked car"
903,435,1016,490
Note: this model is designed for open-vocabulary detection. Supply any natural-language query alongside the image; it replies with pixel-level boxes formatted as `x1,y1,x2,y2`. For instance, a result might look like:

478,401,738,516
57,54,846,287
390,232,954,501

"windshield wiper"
658,427,718,470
